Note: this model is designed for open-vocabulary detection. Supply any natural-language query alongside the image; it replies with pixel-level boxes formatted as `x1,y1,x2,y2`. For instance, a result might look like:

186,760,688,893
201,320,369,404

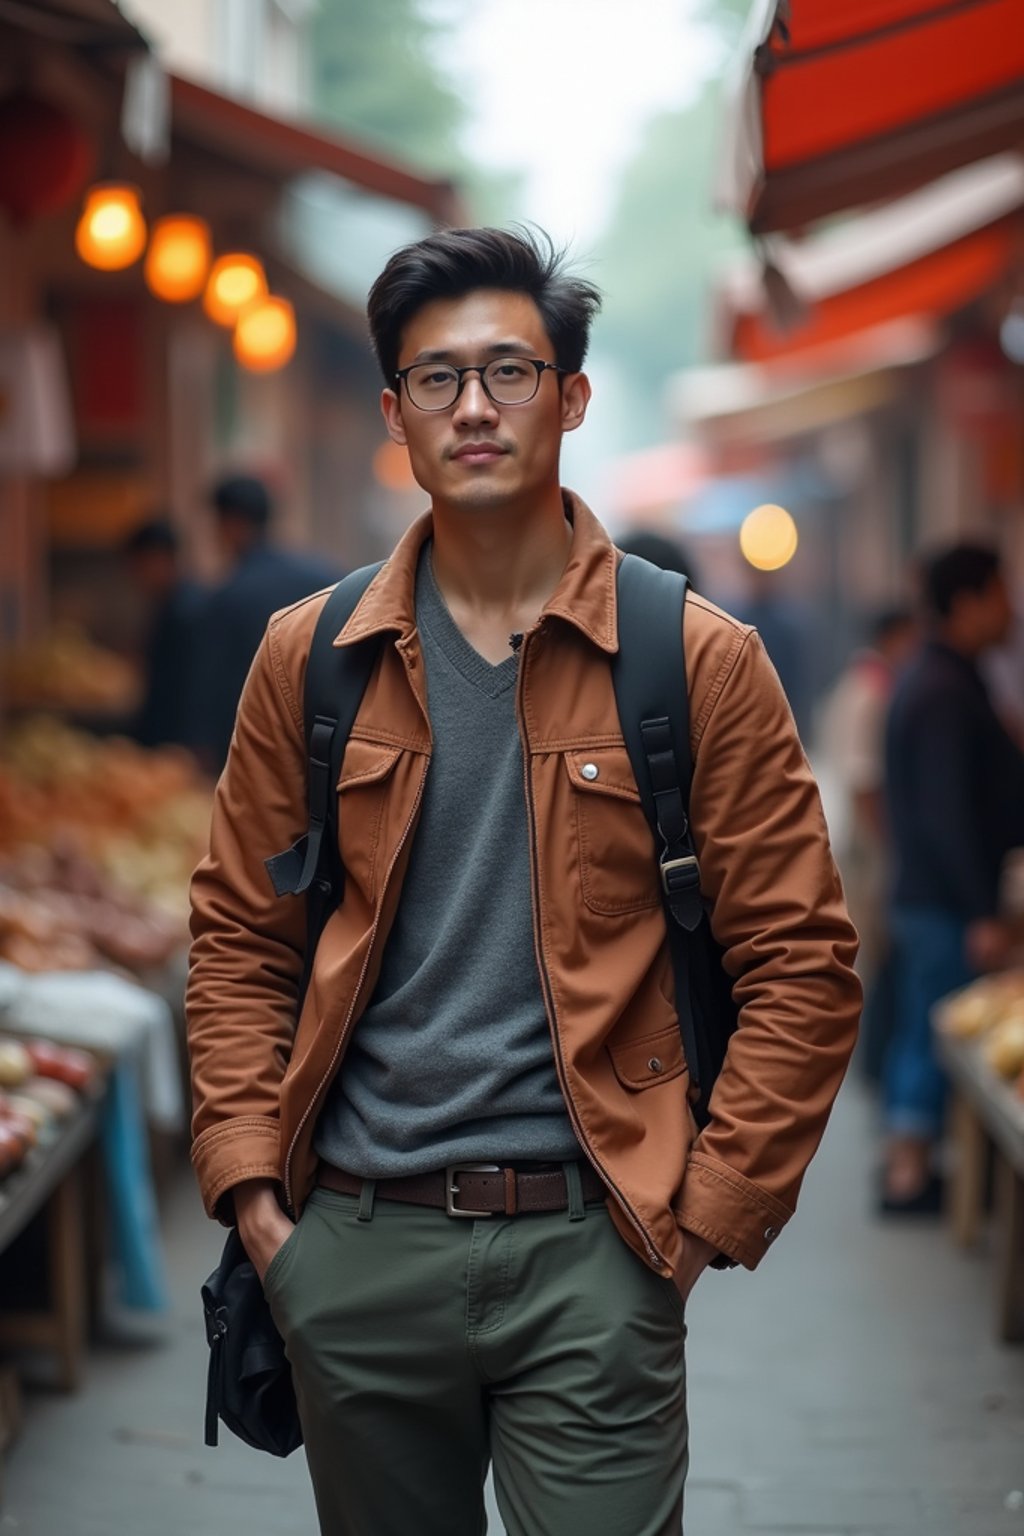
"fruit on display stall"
0,625,139,713
0,717,212,973
935,970,1024,1097
0,1034,100,1179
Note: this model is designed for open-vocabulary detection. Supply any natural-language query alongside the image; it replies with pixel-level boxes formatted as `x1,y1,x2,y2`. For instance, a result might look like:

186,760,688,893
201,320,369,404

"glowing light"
74,183,146,271
234,295,297,372
739,503,799,571
144,215,211,303
204,253,267,327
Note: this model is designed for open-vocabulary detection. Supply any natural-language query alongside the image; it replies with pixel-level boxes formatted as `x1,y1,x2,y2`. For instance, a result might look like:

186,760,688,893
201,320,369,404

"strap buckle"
660,853,700,899
445,1164,499,1218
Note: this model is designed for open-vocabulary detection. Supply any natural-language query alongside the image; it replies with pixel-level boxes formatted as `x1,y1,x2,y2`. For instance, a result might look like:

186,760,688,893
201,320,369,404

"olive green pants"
264,1178,688,1536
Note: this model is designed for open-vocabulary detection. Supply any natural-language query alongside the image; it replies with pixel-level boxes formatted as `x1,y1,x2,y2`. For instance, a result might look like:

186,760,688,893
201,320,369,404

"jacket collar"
335,489,619,654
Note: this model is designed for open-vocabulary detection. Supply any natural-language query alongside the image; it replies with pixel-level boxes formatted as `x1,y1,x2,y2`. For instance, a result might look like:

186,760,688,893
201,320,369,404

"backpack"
266,551,739,1129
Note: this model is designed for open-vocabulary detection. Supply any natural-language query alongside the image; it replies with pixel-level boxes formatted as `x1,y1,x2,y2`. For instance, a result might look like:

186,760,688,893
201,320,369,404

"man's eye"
419,369,455,388
491,361,530,379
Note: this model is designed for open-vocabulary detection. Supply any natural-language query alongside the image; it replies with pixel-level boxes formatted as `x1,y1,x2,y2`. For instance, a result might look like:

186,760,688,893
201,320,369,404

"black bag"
201,1227,302,1457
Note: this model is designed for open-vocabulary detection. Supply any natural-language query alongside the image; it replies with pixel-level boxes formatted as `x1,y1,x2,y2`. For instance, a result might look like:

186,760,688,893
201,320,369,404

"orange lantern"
144,214,211,303
75,183,147,271
204,253,267,327
234,295,297,373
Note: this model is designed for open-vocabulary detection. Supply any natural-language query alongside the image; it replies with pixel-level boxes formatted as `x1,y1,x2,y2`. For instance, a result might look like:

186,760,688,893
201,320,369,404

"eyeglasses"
394,356,565,412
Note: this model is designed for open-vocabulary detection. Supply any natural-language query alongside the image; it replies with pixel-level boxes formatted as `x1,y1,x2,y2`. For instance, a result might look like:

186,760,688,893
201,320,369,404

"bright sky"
427,0,719,243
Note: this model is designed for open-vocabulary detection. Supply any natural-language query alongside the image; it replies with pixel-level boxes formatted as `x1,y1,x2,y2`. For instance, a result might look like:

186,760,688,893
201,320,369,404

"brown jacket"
187,494,860,1277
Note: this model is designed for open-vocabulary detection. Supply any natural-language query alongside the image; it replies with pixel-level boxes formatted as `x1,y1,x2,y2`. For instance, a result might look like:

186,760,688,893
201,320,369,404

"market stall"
933,974,1024,1343
0,714,210,1410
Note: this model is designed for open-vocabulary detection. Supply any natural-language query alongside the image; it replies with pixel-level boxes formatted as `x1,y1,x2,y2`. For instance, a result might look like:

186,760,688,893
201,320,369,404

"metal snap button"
764,1226,779,1243
647,1056,663,1073
581,763,599,781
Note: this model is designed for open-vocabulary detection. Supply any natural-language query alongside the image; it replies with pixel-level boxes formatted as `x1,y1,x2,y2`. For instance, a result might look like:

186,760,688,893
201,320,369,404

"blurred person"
121,516,203,750
817,607,917,1081
617,527,700,588
881,544,1024,1213
191,474,338,772
736,569,812,737
187,227,860,1536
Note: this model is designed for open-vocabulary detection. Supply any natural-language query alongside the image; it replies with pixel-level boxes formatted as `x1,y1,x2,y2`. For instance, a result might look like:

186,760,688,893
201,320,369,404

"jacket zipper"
515,630,667,1272
283,753,429,1213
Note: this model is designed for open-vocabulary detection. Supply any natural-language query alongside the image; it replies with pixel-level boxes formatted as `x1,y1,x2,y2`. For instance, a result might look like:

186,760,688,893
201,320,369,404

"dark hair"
367,226,602,385
122,517,179,557
617,529,700,590
868,605,914,646
921,543,1001,619
210,474,272,531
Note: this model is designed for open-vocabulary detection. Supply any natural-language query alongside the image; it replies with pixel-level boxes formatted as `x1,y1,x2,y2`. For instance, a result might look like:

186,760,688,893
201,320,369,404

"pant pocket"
262,1219,302,1300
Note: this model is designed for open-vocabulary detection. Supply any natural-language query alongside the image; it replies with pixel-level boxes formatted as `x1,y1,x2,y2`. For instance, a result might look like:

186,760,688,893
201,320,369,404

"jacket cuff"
672,1150,793,1271
192,1117,282,1222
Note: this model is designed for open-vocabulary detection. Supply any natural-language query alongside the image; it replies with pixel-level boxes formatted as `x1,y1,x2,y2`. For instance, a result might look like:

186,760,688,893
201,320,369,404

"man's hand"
234,1178,295,1285
672,1231,719,1307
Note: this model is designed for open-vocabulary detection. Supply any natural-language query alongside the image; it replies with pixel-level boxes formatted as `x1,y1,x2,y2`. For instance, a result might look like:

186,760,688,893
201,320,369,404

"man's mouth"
450,443,508,465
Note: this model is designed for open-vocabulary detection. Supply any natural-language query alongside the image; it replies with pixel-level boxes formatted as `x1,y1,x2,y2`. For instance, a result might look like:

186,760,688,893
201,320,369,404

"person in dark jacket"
882,543,1024,1211
191,475,338,773
122,517,203,750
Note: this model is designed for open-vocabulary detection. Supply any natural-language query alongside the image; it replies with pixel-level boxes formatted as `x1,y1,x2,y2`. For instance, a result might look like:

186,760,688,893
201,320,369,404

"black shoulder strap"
264,562,384,1004
612,554,708,1108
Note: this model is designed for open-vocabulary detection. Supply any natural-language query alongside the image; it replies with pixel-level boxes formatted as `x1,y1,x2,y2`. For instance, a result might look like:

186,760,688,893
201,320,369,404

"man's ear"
560,372,592,435
381,388,407,446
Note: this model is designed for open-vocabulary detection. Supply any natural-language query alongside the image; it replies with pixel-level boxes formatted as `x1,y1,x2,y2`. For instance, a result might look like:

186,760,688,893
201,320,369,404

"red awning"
717,154,1024,363
170,74,460,224
721,0,1024,234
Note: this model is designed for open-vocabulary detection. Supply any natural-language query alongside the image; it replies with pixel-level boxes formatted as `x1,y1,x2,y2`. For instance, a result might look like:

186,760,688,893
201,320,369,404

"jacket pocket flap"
564,745,641,802
610,1024,685,1090
337,739,402,792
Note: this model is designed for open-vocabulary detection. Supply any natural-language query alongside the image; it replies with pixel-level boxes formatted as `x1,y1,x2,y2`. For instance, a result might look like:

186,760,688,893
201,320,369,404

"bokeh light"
739,503,799,571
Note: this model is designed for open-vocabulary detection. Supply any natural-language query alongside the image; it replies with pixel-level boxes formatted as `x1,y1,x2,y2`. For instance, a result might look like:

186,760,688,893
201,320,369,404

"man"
187,228,860,1535
121,516,202,750
191,474,337,772
882,544,1024,1212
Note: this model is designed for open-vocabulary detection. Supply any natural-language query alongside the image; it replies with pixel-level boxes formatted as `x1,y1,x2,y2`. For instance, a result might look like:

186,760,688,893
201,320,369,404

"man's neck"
429,486,573,664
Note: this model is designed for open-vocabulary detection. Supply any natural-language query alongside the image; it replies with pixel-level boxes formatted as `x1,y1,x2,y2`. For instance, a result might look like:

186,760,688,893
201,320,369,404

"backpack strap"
612,554,708,1112
264,562,384,1004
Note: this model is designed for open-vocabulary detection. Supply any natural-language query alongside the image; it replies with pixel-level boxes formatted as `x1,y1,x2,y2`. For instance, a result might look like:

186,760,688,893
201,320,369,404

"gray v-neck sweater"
314,547,579,1177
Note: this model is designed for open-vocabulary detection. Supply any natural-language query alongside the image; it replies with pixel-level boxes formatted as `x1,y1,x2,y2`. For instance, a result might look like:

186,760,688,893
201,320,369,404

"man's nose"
452,372,498,426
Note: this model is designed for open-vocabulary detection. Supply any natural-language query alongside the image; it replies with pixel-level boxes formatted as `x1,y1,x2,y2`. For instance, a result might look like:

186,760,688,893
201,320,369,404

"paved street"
3,1077,1023,1536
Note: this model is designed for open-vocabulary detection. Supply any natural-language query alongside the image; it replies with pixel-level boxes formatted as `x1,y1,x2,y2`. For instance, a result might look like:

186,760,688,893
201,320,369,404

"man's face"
380,289,590,515
955,574,1014,652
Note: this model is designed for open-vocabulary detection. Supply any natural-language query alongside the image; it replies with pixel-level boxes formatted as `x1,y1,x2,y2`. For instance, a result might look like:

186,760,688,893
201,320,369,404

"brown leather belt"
317,1160,606,1217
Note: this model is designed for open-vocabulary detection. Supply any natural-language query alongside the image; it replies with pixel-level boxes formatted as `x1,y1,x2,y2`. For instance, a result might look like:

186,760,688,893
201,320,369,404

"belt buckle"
445,1164,500,1218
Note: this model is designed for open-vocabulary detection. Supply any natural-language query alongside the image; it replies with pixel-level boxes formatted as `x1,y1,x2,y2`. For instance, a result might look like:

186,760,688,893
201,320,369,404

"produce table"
0,1082,105,1390
935,1029,1024,1343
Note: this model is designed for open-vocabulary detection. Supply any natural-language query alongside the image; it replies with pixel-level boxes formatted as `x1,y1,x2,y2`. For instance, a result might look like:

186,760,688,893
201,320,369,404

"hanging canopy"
720,0,1024,234
716,153,1024,364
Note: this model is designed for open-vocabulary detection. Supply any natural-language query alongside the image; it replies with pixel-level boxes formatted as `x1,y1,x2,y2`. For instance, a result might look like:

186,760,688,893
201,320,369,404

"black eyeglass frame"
393,357,566,412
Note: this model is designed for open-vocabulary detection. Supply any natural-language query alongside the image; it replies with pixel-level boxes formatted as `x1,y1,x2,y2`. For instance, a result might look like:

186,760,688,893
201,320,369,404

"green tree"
311,0,465,176
593,2,752,445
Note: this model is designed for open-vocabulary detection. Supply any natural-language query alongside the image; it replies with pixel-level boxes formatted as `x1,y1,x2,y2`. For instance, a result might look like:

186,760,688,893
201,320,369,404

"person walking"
121,516,203,751
187,227,860,1535
191,474,338,773
817,607,917,1082
881,544,1024,1212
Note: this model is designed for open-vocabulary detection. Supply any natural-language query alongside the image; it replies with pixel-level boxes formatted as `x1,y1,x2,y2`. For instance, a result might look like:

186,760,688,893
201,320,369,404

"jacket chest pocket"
564,745,662,915
337,738,404,903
